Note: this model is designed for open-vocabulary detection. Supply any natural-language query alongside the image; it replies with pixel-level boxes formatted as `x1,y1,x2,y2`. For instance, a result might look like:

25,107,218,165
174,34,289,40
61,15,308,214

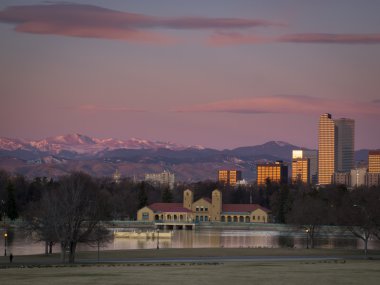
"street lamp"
4,232,7,256
156,229,160,250
305,229,309,249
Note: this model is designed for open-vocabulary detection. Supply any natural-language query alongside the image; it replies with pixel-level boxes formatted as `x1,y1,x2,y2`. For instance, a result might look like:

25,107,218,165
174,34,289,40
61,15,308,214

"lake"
3,227,380,255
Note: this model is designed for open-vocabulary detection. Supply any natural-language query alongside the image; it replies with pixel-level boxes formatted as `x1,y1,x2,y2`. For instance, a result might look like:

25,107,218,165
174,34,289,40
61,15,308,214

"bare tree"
25,172,110,263
87,224,112,262
287,192,329,248
338,188,380,256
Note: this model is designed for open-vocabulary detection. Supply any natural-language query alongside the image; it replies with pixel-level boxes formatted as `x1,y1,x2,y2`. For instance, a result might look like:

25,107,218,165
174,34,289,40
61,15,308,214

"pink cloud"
278,33,380,44
175,95,380,117
208,31,269,46
0,3,280,42
208,32,380,46
78,105,146,112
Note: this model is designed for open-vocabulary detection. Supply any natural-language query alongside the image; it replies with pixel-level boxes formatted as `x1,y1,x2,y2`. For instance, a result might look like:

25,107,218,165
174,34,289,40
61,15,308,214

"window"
200,207,204,212
142,212,149,220
252,216,256,220
205,216,208,221
196,206,199,212
205,207,208,212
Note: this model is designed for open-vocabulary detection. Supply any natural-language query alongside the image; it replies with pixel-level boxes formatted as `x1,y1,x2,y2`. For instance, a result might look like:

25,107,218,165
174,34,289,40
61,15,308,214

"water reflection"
3,228,380,255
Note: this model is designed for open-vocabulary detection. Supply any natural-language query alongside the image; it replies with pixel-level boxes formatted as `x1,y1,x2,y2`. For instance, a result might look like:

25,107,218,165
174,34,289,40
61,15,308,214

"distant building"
335,118,355,172
368,150,380,173
366,173,380,187
112,169,121,184
218,170,242,186
318,113,337,185
291,158,310,184
333,172,351,186
145,170,175,189
292,150,318,184
350,168,367,188
257,161,288,186
318,114,355,185
137,189,270,224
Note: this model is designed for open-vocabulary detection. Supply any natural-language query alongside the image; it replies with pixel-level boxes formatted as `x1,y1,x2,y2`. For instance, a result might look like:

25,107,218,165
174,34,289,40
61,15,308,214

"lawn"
1,248,380,285
1,259,380,285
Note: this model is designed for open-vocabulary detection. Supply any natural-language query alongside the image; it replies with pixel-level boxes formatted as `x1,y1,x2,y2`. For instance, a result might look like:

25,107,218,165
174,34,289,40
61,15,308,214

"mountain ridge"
0,134,373,181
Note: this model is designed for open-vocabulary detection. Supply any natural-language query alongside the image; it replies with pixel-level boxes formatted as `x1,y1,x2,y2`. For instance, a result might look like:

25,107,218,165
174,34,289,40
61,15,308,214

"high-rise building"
335,118,355,172
257,161,288,186
292,158,310,184
218,170,242,186
333,172,351,186
145,170,175,189
368,150,380,173
350,168,367,188
292,150,318,184
318,114,355,185
318,113,337,185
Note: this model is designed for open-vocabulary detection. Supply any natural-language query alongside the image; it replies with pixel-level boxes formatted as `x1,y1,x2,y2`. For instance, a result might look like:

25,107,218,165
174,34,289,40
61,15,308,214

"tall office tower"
368,150,380,173
318,114,355,185
257,161,288,186
335,118,355,172
292,150,318,184
318,113,337,185
292,159,310,184
218,170,242,186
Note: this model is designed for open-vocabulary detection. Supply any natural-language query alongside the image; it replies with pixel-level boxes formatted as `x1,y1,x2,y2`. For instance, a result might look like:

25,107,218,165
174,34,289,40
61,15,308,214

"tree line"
1,169,380,261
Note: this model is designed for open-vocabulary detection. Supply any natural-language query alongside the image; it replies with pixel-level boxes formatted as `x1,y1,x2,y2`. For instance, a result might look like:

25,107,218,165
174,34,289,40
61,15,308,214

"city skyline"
1,1,380,150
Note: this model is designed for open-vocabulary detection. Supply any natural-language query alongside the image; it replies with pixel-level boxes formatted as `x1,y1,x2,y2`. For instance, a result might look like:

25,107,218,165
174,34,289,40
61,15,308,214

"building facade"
368,150,380,173
137,189,270,224
366,173,380,187
318,113,355,185
218,170,242,186
350,168,367,188
333,172,351,186
145,170,175,189
335,118,355,172
292,150,318,184
291,158,310,184
257,161,288,186
318,113,337,185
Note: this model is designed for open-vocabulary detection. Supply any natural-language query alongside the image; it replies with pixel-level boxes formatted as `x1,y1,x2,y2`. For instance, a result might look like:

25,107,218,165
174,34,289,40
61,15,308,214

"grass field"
1,248,380,285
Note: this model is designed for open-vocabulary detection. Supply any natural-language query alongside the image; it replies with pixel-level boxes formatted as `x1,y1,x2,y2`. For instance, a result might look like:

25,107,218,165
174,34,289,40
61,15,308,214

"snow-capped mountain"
0,133,200,155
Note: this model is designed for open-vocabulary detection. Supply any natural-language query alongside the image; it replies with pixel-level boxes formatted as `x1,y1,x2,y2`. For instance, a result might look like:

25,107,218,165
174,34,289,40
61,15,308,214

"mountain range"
0,134,371,181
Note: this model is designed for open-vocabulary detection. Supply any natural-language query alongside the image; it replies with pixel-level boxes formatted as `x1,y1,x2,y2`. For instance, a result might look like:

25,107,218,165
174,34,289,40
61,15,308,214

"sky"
0,0,379,150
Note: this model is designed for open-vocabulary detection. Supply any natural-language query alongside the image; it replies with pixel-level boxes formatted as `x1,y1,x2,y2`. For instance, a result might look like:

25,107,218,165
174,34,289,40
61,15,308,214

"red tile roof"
222,204,270,213
148,203,192,213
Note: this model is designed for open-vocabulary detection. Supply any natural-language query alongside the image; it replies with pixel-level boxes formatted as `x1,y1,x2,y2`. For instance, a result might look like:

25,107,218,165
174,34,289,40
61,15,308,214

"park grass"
1,259,380,285
0,247,379,265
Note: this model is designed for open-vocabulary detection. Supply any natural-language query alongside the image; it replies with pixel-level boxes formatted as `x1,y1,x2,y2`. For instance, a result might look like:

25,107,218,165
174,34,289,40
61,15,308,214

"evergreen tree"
6,183,19,220
161,187,173,203
137,182,148,209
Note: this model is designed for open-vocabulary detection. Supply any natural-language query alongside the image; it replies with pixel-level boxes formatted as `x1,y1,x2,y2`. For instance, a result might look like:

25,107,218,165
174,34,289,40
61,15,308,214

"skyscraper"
257,161,288,186
318,113,337,185
218,170,242,186
318,114,355,185
335,118,355,172
368,150,380,173
292,150,318,184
